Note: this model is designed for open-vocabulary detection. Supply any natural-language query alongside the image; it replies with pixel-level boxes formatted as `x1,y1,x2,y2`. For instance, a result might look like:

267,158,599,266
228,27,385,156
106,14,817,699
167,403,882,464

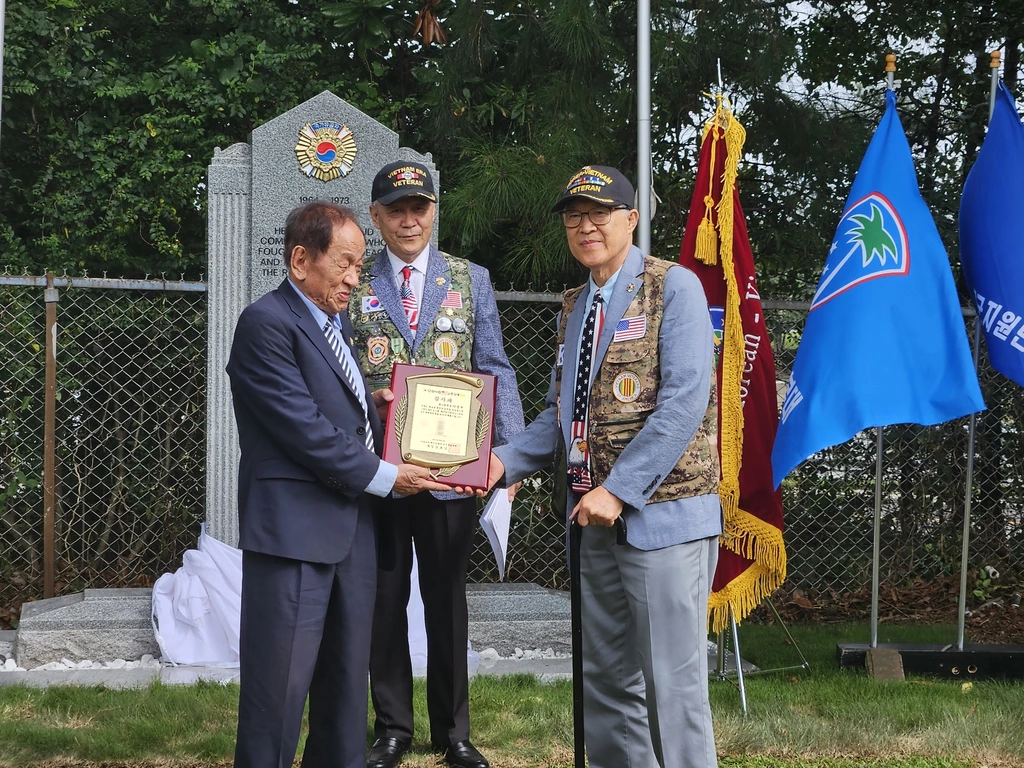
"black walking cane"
569,518,585,768
570,515,628,768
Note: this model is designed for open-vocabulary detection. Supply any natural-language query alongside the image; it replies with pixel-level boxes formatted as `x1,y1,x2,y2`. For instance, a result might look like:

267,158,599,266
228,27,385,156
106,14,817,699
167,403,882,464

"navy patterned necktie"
568,290,604,494
323,320,375,451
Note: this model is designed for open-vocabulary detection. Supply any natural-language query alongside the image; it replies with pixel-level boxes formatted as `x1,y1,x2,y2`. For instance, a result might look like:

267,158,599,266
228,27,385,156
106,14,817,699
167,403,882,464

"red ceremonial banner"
678,101,787,632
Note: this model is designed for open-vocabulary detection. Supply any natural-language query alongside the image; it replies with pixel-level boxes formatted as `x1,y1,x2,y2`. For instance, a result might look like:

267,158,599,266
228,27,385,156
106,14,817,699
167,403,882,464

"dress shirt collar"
288,278,339,330
386,245,431,279
585,264,623,307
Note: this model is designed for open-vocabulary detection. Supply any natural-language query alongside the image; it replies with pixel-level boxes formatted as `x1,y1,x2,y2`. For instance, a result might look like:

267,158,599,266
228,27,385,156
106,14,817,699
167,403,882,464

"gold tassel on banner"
703,96,746,526
694,113,720,265
699,95,787,633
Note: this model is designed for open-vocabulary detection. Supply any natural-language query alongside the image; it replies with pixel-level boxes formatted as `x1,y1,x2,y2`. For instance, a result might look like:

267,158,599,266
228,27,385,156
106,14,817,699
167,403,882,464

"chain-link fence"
469,297,1024,593
2,279,1020,617
0,276,206,616
764,304,1024,598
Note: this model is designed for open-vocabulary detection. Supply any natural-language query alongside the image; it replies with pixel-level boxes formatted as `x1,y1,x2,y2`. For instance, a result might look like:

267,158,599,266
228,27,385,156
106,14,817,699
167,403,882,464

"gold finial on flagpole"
885,53,896,90
989,50,1002,121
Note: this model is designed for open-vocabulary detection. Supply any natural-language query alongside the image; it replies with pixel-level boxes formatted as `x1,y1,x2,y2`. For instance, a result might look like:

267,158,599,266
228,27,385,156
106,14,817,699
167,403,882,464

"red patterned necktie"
400,265,419,331
568,290,604,494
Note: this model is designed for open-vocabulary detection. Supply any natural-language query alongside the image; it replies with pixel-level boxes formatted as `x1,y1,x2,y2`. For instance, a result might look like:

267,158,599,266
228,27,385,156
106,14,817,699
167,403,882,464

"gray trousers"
580,528,719,768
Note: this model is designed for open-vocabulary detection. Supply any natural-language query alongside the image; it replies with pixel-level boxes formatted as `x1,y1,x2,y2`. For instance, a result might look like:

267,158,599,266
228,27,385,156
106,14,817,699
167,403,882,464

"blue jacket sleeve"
470,263,526,446
492,312,562,484
600,266,714,511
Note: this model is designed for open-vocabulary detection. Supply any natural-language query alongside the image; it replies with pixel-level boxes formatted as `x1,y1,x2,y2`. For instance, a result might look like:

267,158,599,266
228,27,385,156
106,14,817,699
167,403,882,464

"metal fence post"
43,272,59,598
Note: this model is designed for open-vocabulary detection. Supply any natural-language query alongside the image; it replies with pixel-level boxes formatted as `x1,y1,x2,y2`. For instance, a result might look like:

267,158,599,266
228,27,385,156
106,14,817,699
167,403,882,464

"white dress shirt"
386,245,431,333
288,279,397,497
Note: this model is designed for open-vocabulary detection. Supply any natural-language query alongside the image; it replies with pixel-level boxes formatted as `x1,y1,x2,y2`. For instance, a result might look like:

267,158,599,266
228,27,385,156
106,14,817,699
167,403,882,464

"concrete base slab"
16,588,159,668
0,630,15,663
467,583,570,655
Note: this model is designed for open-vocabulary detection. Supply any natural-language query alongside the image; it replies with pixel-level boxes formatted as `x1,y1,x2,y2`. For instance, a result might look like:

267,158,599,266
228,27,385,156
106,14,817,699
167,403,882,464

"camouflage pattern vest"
350,251,475,390
556,256,720,503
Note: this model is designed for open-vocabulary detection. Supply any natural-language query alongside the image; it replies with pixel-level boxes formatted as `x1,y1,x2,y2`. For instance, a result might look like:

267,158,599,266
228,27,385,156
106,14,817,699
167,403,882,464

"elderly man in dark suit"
227,201,449,768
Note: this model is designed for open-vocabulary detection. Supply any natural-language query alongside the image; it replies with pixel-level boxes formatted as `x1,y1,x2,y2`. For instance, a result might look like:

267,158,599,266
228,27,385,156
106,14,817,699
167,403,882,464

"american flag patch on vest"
440,291,463,308
613,315,647,342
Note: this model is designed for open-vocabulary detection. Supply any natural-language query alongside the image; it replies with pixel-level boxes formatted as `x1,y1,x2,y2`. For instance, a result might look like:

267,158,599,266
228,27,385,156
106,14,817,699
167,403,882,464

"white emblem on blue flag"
780,376,803,425
811,193,910,311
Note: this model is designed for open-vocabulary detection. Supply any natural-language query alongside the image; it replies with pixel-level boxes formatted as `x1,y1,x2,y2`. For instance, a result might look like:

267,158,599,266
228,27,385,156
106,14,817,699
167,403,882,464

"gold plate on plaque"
392,372,490,478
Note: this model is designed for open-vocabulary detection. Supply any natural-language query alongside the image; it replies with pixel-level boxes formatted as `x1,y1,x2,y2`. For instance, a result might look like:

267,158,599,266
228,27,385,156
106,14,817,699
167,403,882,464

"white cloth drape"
152,526,478,671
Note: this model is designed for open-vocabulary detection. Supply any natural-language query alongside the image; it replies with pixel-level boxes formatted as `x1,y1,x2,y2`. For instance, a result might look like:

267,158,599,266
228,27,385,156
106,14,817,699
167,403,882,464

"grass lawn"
0,622,1020,767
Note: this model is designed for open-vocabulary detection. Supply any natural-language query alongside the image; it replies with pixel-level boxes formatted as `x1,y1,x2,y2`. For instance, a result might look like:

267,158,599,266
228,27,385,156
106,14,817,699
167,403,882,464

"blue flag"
959,81,1024,387
772,90,985,488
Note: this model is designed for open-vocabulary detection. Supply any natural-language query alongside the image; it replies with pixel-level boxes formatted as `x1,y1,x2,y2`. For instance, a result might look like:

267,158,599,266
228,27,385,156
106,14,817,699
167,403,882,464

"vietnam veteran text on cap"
551,165,636,213
371,161,437,206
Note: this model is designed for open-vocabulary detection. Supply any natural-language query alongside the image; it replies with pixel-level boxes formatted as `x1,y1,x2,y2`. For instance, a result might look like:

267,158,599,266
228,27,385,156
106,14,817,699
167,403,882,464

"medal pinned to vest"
433,336,459,363
367,336,390,366
613,372,641,403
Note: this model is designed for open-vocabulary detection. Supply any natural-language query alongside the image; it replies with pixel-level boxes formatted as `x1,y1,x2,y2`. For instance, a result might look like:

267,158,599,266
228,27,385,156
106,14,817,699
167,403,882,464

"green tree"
0,0,417,277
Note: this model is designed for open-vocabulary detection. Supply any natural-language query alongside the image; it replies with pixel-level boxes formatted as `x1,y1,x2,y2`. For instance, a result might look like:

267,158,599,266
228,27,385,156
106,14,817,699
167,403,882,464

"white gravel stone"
478,648,500,662
108,659,126,669
124,660,140,670
90,661,103,669
3,658,16,671
141,654,154,664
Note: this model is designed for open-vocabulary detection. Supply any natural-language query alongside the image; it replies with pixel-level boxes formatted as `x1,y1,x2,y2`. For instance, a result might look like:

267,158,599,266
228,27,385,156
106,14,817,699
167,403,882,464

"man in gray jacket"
474,165,722,768
350,161,525,768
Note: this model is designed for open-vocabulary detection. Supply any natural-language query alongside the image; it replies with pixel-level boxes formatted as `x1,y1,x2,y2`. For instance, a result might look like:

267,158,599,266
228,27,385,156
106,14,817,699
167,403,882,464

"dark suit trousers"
234,504,377,768
369,492,477,747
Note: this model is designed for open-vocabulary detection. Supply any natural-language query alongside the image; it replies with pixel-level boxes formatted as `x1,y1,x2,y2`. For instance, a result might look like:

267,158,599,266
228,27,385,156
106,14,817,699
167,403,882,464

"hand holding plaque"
382,363,496,491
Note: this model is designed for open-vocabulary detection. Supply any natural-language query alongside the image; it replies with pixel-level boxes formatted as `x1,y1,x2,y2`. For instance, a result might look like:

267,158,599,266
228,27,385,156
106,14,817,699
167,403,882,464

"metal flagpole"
870,427,884,648
956,49,1001,650
636,0,651,253
870,54,898,649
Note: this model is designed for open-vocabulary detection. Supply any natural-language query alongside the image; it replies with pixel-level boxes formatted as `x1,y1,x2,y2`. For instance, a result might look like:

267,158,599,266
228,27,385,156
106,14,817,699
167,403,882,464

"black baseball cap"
551,165,636,213
371,161,437,206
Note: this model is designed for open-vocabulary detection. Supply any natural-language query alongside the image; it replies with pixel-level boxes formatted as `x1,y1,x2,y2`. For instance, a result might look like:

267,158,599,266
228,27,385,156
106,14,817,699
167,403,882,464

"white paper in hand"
479,490,512,581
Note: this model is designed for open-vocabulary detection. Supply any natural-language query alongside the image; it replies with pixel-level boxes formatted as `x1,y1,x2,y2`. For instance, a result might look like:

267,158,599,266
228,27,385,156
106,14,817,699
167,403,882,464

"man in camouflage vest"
350,161,525,768
481,165,722,768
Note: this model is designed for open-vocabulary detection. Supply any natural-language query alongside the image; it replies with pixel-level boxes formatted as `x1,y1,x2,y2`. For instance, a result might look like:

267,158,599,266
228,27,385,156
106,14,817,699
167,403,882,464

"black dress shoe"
366,736,410,768
442,740,490,768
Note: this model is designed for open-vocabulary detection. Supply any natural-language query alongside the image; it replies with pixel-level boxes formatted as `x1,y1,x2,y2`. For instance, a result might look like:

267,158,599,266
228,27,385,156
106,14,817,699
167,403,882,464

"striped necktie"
568,290,604,494
400,265,419,332
323,319,375,451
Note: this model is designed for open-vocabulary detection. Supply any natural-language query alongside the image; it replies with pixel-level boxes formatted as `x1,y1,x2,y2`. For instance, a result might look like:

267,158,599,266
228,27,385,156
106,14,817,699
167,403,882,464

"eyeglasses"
560,206,628,228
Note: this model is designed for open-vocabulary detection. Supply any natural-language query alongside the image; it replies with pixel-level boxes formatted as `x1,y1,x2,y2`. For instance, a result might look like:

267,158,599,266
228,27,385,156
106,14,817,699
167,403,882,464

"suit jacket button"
357,426,366,435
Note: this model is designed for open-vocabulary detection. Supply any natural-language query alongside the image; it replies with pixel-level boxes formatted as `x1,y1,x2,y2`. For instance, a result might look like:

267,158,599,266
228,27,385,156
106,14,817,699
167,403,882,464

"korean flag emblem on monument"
811,193,909,310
